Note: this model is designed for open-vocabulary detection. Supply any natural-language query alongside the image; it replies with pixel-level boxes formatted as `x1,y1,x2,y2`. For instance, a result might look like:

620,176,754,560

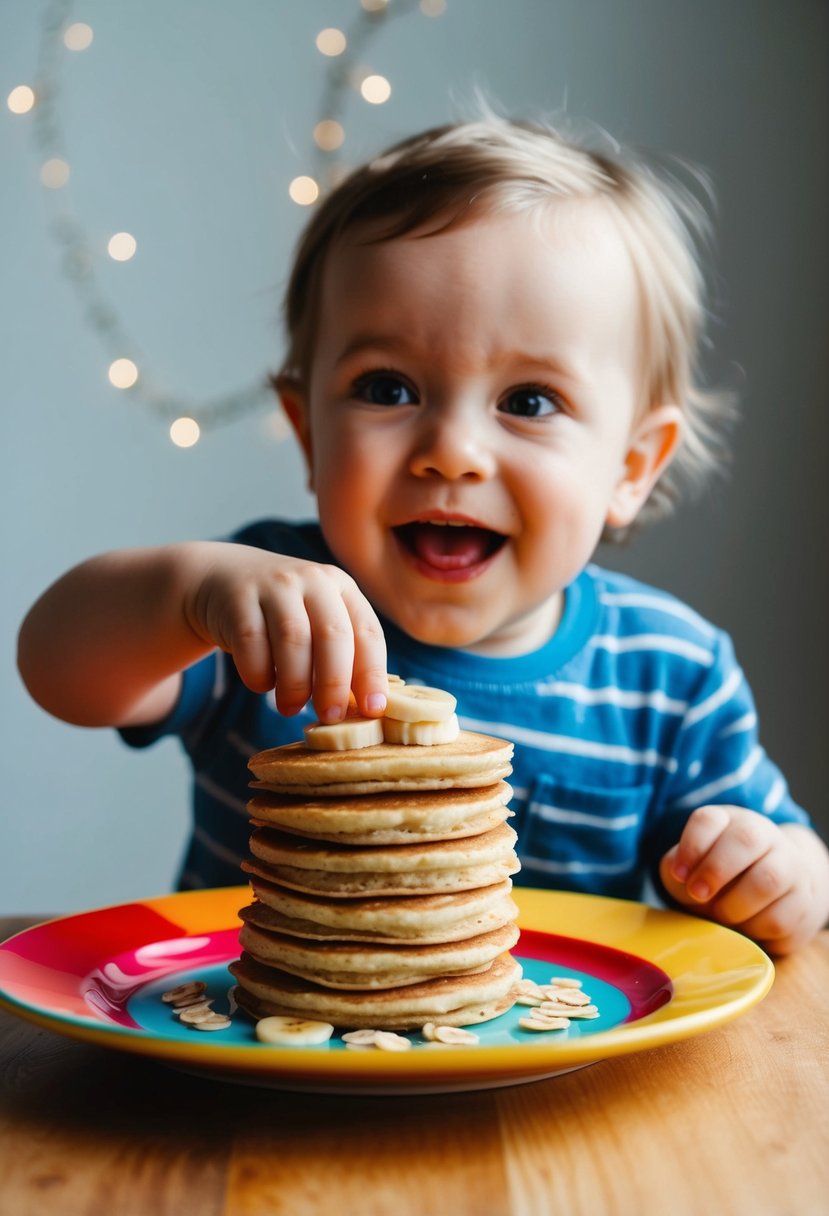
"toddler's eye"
353,373,417,407
499,387,562,418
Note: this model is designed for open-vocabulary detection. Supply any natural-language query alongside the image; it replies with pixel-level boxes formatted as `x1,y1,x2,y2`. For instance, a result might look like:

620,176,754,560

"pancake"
229,951,522,1030
246,781,513,844
233,986,517,1033
242,856,519,897
245,823,519,897
247,730,513,794
248,822,518,873
249,806,510,846
237,918,520,989
243,878,519,943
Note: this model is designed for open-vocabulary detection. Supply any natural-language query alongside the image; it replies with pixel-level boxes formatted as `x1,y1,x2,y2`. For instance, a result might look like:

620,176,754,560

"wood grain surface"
0,916,826,1216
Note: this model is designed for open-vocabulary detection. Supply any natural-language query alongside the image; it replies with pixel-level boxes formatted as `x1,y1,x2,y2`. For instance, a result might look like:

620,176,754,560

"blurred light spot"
361,0,389,11
7,85,35,114
265,411,292,441
64,23,94,51
107,232,137,261
360,75,391,104
316,28,346,56
170,417,200,447
289,175,320,205
40,158,70,189
419,0,446,14
313,119,345,151
108,358,138,388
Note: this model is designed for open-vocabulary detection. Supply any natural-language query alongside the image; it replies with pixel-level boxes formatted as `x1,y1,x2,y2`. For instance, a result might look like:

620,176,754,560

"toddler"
18,116,828,953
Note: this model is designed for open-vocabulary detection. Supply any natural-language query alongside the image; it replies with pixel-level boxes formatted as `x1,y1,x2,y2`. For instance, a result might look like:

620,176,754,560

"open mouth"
393,521,507,579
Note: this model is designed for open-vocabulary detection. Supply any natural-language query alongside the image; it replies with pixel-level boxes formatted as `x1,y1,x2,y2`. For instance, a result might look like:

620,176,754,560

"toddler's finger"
261,588,314,715
670,804,732,885
302,584,356,723
732,887,811,955
342,587,388,717
224,596,278,694
683,812,777,904
707,845,795,927
658,847,694,909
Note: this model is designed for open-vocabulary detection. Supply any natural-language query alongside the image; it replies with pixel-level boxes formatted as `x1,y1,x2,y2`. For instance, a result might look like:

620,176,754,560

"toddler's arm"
659,806,829,954
17,542,388,730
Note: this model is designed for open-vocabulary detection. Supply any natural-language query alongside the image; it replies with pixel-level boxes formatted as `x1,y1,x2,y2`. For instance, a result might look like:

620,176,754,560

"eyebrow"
334,335,411,368
334,334,584,383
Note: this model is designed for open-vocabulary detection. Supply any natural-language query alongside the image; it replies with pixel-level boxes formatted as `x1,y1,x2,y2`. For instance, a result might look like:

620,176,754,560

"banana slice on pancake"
384,684,457,723
382,714,460,745
304,716,384,751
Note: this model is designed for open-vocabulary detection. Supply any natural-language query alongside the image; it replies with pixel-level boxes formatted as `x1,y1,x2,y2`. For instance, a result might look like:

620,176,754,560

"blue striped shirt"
122,520,809,898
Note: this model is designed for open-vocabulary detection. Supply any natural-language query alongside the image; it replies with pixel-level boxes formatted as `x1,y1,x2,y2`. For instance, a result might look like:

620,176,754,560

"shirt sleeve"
644,630,811,892
118,651,221,750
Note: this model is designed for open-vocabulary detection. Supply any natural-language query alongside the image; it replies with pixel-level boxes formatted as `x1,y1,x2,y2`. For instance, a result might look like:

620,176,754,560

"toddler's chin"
381,602,495,651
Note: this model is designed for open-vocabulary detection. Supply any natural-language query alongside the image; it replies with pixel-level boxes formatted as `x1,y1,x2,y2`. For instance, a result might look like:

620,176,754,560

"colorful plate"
0,887,773,1093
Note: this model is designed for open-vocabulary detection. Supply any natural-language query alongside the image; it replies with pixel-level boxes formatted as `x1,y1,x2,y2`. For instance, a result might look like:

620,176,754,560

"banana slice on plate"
255,1016,335,1046
382,714,460,745
384,685,457,723
304,716,384,751
432,1025,480,1045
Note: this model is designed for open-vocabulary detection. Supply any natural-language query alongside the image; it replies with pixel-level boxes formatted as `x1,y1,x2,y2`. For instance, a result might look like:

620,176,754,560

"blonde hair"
278,115,732,532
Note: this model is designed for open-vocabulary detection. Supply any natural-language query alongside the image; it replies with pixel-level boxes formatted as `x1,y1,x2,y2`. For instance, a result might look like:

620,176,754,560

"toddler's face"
289,203,675,656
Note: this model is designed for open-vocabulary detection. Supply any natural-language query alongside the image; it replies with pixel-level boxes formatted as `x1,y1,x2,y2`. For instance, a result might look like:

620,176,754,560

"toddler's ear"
606,404,682,528
271,375,314,489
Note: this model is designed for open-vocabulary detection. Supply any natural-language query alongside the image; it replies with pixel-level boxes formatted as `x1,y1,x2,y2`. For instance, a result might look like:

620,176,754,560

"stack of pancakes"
229,730,523,1031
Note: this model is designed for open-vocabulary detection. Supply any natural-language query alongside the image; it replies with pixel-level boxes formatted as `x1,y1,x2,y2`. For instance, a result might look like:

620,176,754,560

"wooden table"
1,916,827,1216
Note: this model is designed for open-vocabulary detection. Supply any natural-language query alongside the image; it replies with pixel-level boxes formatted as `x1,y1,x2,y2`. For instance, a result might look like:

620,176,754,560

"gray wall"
2,0,826,913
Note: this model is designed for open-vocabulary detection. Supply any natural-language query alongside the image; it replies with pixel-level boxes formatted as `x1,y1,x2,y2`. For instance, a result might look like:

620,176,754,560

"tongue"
405,523,496,570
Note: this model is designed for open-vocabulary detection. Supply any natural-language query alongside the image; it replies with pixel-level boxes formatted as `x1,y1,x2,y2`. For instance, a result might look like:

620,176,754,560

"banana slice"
374,1031,412,1052
384,685,457,723
382,714,460,745
304,716,384,751
255,1016,335,1046
433,1025,480,1046
341,1029,378,1046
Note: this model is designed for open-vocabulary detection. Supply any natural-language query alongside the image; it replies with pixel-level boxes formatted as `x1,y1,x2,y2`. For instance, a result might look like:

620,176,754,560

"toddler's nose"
408,410,496,481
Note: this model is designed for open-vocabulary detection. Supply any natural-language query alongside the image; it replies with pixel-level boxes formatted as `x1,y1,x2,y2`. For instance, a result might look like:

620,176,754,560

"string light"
315,28,347,56
108,358,139,389
288,175,320,205
22,0,446,445
360,74,392,104
63,22,94,51
40,157,70,188
313,119,345,151
169,417,200,448
7,85,36,114
107,232,137,261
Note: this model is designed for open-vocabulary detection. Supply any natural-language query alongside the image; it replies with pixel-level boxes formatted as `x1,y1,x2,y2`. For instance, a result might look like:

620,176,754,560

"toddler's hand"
184,544,388,723
659,805,829,954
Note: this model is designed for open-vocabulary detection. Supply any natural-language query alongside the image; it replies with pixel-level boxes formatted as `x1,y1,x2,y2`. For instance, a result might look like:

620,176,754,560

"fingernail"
365,693,387,713
689,880,709,901
672,863,689,882
321,705,344,723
